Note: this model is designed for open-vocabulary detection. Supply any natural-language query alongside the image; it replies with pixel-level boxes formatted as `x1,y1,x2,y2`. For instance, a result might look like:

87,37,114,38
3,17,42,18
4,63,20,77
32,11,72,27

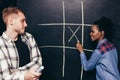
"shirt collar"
97,38,107,48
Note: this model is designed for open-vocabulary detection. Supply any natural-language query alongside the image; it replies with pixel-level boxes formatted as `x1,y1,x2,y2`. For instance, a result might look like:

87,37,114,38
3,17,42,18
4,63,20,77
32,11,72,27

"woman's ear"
101,31,104,36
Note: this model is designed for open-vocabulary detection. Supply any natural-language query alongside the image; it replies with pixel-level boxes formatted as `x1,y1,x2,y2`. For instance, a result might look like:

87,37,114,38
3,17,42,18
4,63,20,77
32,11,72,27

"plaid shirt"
80,38,120,80
0,32,42,80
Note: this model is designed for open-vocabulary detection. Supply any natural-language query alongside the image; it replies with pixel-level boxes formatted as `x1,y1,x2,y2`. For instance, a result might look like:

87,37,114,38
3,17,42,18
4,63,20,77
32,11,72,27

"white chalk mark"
81,0,84,80
38,23,92,26
67,26,80,42
39,45,93,52
62,0,65,77
81,0,84,46
37,0,94,79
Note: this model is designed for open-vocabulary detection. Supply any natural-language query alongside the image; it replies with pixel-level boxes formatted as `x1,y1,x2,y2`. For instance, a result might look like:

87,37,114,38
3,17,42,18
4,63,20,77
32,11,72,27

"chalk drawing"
38,0,93,79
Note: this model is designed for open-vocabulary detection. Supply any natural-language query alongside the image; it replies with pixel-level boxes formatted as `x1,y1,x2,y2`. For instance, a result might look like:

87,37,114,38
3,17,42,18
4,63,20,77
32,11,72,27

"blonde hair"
2,7,24,24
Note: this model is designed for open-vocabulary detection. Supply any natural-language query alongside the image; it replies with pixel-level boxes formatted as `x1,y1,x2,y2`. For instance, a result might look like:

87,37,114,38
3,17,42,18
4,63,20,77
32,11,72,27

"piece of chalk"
77,40,80,43
37,66,44,73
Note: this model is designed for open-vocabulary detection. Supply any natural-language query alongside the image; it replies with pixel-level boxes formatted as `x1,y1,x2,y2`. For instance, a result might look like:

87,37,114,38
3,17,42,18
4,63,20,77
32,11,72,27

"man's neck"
5,30,18,41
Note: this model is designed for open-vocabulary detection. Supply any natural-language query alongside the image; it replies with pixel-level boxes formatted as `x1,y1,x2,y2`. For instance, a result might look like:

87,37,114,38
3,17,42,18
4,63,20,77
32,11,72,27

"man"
0,7,42,80
76,17,120,80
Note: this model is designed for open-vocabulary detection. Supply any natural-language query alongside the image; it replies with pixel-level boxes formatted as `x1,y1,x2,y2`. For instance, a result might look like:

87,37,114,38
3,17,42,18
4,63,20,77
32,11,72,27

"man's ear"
8,16,13,25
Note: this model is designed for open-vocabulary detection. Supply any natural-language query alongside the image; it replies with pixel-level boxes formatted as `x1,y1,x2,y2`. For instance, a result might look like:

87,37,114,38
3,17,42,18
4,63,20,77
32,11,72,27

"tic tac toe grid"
38,0,93,80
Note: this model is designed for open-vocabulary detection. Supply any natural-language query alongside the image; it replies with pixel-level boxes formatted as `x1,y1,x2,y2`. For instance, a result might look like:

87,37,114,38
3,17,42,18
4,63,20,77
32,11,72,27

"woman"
76,17,120,80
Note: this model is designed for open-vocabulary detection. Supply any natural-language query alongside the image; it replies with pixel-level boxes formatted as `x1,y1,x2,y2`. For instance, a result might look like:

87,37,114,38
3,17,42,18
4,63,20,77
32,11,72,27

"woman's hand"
76,42,84,53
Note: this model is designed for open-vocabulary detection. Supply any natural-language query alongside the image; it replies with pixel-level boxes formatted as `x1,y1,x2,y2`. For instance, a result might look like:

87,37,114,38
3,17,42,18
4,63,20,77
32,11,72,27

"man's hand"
24,69,42,80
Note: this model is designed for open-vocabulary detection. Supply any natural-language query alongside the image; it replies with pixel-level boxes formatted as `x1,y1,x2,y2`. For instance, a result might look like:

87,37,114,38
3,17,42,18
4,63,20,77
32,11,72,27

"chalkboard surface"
17,0,120,80
0,0,17,35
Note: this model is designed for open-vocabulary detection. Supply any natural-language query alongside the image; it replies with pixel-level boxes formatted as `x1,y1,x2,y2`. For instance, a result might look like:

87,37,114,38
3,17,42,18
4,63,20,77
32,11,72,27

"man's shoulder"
0,36,5,45
0,36,4,41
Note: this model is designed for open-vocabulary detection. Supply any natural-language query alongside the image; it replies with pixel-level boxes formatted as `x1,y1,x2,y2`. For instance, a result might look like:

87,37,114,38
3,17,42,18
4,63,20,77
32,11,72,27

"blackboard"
17,0,120,80
0,0,17,35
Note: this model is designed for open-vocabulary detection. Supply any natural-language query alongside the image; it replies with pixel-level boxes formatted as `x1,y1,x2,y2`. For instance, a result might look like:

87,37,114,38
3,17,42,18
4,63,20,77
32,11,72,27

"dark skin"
76,25,104,53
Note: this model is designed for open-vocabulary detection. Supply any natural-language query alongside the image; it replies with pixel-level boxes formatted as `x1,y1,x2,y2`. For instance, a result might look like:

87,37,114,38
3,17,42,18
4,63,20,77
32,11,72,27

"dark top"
15,35,30,67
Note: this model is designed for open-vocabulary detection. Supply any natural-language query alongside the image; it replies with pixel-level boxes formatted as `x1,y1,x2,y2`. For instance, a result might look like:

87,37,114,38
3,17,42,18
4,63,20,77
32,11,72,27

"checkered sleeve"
0,47,25,80
19,32,42,71
0,32,42,79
